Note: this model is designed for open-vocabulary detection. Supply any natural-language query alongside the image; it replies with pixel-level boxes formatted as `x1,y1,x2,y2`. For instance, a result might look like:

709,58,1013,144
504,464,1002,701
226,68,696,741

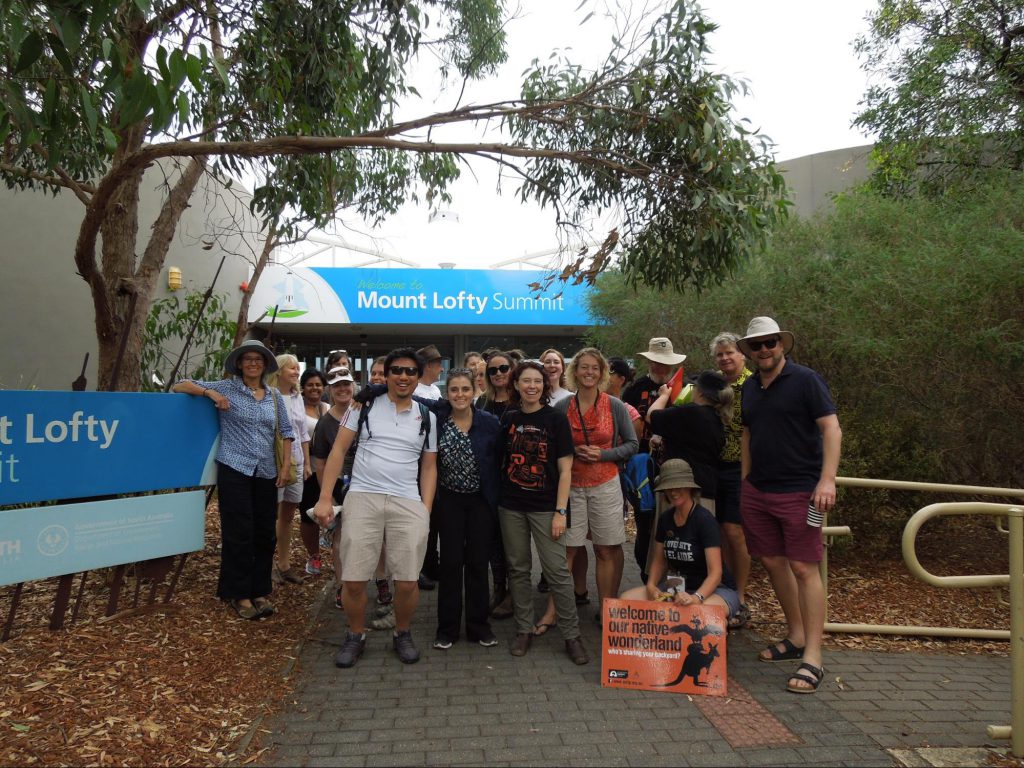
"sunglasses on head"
747,337,780,352
487,364,511,376
389,365,419,377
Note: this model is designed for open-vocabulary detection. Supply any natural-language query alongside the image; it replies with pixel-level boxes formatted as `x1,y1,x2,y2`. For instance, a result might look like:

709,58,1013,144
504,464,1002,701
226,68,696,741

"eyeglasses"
240,355,265,364
746,337,780,352
389,365,419,377
487,364,511,376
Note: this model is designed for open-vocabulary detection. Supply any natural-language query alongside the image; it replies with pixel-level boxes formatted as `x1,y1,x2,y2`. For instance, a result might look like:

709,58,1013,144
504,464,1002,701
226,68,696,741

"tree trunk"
233,227,278,348
94,157,207,391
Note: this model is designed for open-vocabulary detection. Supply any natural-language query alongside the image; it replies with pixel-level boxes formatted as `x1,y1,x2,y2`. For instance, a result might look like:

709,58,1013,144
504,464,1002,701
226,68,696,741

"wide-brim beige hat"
637,337,686,366
223,339,278,375
654,459,702,492
737,316,795,356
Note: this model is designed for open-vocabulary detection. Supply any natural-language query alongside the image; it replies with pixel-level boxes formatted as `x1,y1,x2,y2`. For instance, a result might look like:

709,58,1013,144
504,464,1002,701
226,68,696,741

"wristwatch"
555,508,567,517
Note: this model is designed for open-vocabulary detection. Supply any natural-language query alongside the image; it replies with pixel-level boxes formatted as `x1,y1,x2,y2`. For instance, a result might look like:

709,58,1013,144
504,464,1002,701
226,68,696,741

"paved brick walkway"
256,552,1012,767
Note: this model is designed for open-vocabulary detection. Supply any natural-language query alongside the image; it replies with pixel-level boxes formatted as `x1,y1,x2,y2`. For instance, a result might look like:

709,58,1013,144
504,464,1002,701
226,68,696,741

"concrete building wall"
777,144,875,218
0,166,255,390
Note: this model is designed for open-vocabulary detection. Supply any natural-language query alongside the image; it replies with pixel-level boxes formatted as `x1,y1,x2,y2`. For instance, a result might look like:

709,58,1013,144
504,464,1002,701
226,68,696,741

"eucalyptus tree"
1,0,786,390
855,0,1024,194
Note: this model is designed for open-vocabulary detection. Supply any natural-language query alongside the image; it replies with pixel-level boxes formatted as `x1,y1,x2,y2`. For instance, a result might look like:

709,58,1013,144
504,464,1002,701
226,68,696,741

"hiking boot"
510,632,532,657
334,632,366,668
305,556,322,576
393,630,421,664
490,594,513,620
565,637,589,665
376,579,393,606
417,573,436,591
489,582,508,613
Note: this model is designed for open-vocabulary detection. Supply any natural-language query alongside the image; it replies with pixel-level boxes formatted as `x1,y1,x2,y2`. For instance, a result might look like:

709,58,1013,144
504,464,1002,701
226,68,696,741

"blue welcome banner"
0,391,219,507
0,491,206,587
247,266,595,326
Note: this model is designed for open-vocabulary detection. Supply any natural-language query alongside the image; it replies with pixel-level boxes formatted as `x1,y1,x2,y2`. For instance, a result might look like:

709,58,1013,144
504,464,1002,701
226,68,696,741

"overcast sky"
280,0,879,271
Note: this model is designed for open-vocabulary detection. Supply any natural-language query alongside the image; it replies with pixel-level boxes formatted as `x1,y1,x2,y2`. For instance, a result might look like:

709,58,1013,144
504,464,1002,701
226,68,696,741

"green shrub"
589,174,1024,502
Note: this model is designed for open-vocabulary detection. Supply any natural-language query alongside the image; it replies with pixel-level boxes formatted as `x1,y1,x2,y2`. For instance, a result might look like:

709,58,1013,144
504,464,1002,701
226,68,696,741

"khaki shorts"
338,491,428,582
565,475,626,547
277,474,303,504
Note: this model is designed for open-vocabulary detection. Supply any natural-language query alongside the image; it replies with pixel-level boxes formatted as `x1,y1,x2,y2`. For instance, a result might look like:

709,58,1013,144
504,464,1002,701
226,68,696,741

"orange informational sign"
600,598,728,696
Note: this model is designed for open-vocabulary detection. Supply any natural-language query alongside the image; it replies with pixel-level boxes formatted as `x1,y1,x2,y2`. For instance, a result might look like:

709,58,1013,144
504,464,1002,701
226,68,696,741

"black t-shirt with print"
621,374,662,453
498,405,574,513
655,504,735,591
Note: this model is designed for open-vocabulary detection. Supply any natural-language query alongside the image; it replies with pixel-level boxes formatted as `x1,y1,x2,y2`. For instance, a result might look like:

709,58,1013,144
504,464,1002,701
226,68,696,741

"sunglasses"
747,337,780,352
389,365,419,377
487,364,511,376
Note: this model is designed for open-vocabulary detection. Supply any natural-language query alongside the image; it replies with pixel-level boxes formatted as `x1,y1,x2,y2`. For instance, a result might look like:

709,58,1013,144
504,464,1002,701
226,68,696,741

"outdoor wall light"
167,266,183,291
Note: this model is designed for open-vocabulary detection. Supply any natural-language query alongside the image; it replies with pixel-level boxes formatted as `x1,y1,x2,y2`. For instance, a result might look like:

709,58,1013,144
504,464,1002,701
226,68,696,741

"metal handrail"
824,476,1024,756
900,502,1024,756
822,477,1024,641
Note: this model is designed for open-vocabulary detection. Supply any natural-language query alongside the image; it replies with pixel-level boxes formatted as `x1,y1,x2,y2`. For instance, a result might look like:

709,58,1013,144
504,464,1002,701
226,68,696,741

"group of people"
175,314,841,695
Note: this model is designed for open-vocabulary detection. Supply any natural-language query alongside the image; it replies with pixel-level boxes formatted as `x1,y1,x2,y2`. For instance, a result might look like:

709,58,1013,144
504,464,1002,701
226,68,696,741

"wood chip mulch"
0,501,332,766
0,505,1016,765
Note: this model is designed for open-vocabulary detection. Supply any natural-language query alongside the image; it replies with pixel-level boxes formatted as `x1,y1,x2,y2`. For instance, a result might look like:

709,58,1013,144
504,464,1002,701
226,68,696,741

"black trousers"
436,486,494,641
634,509,654,584
489,507,507,588
216,462,277,601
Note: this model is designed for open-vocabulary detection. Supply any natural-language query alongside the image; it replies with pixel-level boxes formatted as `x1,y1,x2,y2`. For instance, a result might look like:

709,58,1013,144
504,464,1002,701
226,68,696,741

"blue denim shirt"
189,378,295,479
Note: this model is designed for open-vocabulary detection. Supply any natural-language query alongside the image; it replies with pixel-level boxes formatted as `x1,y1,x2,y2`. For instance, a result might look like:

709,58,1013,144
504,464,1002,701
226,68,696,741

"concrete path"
256,552,1013,768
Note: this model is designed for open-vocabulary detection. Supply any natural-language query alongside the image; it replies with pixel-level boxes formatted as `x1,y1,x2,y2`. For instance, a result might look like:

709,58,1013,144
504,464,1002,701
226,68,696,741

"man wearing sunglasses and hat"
738,317,842,695
621,337,687,455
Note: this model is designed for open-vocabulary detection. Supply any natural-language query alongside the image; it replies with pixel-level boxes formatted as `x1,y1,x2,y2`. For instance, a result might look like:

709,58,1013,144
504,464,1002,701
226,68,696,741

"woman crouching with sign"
172,339,294,620
620,460,739,622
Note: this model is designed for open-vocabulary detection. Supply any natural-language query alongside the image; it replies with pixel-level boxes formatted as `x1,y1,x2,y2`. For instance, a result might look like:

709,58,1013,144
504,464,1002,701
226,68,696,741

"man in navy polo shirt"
739,317,842,695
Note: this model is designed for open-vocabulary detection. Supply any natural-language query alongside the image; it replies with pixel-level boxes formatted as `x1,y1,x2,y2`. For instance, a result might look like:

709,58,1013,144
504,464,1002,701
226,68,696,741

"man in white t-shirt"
414,344,444,401
314,348,438,668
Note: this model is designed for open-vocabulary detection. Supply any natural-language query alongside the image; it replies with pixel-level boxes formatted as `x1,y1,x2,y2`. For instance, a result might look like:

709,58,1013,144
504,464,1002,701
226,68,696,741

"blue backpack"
622,453,657,513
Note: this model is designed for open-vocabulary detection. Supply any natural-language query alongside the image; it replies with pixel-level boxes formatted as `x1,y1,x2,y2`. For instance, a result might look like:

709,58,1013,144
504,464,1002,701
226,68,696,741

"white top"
281,390,310,467
549,387,573,406
304,403,326,436
342,395,438,500
414,382,443,401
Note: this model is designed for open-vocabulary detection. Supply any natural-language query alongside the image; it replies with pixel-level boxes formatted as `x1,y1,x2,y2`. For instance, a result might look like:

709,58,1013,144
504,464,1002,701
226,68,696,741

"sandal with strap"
228,599,261,621
728,602,751,630
787,662,824,694
532,622,556,637
758,637,804,663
